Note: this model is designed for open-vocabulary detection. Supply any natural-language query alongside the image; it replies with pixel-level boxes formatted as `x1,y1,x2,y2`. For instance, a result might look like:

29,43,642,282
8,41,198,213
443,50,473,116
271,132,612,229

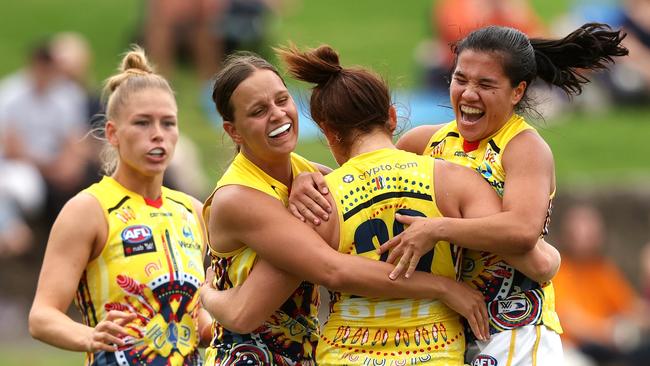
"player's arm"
200,260,302,334
395,124,444,153
29,193,136,352
210,185,489,340
498,238,561,283
189,196,214,346
386,131,552,254
385,160,560,281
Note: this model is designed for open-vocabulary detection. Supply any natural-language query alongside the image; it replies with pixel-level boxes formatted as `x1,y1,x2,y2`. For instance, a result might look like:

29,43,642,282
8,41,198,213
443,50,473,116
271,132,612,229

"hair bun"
120,46,154,74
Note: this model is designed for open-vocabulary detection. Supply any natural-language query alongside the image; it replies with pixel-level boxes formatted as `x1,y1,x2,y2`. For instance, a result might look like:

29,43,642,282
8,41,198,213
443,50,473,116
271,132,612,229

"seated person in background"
554,203,649,366
0,40,93,223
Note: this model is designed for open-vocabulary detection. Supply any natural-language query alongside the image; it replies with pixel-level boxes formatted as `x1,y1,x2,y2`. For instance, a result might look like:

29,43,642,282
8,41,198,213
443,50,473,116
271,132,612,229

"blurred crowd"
416,0,650,116
0,0,286,261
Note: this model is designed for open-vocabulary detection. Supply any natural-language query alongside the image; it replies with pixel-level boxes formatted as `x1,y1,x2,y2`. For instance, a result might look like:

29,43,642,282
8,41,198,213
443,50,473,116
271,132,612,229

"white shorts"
468,325,563,366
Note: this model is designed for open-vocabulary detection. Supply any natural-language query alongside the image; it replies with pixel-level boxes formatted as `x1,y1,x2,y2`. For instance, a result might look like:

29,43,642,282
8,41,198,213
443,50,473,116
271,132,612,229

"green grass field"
0,1,648,364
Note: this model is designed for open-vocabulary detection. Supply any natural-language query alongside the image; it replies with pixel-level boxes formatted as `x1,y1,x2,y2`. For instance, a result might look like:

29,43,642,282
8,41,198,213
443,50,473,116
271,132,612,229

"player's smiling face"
224,69,299,164
450,49,526,142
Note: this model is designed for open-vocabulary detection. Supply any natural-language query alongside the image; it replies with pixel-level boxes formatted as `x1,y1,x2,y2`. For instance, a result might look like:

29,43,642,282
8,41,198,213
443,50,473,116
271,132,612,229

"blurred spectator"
142,0,281,123
605,0,650,104
142,0,280,78
0,159,44,258
0,40,94,224
642,242,650,303
417,0,545,91
143,0,226,81
554,203,650,366
50,32,102,122
50,32,105,181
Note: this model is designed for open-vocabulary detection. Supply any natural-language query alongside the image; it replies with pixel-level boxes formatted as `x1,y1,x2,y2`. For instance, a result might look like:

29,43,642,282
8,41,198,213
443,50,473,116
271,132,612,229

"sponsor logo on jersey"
182,225,194,241
121,225,156,257
358,161,418,180
343,174,354,183
375,176,385,190
473,354,498,366
454,150,475,159
150,212,173,217
497,299,527,314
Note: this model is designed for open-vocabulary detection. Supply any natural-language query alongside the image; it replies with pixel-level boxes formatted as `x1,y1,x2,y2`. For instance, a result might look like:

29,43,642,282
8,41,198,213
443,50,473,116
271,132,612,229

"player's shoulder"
396,124,447,153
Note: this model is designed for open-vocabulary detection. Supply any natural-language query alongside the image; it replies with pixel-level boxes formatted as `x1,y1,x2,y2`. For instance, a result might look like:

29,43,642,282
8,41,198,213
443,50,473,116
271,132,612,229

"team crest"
343,174,354,183
121,225,156,257
473,354,498,366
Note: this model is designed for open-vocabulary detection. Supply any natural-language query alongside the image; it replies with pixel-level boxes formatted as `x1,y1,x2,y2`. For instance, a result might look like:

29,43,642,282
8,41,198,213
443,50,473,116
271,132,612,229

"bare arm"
210,185,458,298
208,185,489,339
385,159,559,281
395,124,444,153
189,196,214,346
433,131,554,251
499,238,561,283
29,193,135,352
200,260,302,334
385,131,553,257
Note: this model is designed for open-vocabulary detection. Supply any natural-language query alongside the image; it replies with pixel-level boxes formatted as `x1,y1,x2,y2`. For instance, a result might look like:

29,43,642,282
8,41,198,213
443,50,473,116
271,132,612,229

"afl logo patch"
121,225,156,257
472,354,497,366
343,174,354,183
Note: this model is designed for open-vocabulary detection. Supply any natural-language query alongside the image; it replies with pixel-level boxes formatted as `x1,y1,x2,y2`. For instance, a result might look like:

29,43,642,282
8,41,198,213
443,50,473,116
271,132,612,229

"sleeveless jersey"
318,148,465,366
422,114,562,338
77,176,206,366
203,152,320,366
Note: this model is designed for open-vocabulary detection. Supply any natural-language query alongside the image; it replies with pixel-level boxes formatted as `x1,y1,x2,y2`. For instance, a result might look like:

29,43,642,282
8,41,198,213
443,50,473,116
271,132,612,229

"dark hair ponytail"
531,23,628,96
453,23,628,113
278,43,343,86
276,44,391,146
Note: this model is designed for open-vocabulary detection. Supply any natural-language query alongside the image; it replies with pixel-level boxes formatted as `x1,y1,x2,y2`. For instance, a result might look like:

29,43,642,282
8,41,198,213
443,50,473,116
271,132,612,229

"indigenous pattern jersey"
318,149,464,365
423,114,562,339
202,152,320,366
77,176,206,366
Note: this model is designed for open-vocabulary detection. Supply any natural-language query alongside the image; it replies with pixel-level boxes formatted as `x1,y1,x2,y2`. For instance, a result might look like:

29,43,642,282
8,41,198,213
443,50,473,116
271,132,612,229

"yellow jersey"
78,176,205,366
203,152,320,366
318,148,464,366
423,114,562,337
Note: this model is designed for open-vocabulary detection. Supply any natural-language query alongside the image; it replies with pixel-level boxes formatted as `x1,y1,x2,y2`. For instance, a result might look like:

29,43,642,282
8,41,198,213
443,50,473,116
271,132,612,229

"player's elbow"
510,223,539,253
525,249,560,283
536,250,561,283
28,306,47,341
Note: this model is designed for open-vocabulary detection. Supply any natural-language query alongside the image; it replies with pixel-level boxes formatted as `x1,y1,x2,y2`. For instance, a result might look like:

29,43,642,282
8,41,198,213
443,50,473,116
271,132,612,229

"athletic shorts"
467,325,563,366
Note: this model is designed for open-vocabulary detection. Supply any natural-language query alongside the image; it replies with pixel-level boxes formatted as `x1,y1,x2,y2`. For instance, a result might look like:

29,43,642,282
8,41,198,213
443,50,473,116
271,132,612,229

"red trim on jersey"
462,139,480,152
144,196,163,208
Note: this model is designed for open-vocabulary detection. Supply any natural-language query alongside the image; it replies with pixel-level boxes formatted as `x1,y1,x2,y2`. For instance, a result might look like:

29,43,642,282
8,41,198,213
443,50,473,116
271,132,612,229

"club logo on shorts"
121,225,156,257
473,354,498,366
343,174,354,183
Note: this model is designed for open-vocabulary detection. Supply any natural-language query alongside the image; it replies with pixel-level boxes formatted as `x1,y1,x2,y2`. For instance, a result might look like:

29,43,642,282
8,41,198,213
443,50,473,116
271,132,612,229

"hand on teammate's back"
288,172,331,225
380,214,439,279
437,276,490,342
